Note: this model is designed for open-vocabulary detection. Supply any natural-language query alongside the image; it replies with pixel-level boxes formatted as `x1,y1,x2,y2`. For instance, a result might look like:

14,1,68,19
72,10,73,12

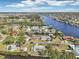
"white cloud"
6,0,40,8
22,7,77,12
6,0,46,8
21,0,47,6
71,2,79,5
47,1,73,6
4,0,79,12
22,7,52,12
5,0,78,8
21,0,34,4
6,3,25,8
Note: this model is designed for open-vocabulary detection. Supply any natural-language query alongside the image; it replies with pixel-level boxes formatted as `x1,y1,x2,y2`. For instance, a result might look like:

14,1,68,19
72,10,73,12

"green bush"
3,36,16,45
0,55,6,59
38,44,77,59
0,51,28,57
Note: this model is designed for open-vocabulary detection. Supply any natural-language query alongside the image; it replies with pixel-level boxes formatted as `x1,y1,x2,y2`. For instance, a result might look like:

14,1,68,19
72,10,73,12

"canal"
42,16,79,38
1,55,48,59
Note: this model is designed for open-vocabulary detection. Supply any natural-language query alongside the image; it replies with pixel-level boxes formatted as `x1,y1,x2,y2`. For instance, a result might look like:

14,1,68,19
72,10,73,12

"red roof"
63,36,74,40
0,35,3,40
10,31,17,36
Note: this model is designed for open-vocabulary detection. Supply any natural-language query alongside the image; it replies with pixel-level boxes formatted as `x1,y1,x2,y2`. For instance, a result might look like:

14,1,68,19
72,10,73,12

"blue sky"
0,0,79,12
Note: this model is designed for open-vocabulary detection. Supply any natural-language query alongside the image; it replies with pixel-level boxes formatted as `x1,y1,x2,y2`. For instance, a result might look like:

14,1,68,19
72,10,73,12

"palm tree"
54,31,63,39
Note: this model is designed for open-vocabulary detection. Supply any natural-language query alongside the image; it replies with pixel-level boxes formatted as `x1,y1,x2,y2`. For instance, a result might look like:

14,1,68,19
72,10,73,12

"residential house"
32,45,45,52
25,26,31,32
50,29,56,34
70,44,79,58
31,26,40,33
9,31,18,36
31,35,41,40
63,36,74,40
0,35,3,42
7,44,18,51
20,46,27,52
41,35,52,41
25,35,31,41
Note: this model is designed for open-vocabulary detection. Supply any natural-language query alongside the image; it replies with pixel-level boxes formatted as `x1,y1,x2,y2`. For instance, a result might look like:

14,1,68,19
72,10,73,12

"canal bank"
0,55,48,59
42,16,79,38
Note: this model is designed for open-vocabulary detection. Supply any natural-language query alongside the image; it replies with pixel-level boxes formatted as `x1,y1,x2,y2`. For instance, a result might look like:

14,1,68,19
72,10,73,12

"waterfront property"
0,13,79,59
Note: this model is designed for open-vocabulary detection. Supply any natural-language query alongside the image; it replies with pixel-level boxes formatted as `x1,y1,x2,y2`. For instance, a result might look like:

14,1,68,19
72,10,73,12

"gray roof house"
32,45,45,52
7,44,18,51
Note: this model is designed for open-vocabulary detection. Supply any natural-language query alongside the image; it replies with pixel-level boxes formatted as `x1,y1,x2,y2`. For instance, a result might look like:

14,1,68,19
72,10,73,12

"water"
1,55,48,59
42,16,79,38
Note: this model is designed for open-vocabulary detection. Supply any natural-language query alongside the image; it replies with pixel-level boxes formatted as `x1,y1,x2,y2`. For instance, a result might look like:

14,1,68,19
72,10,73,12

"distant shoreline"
0,12,79,14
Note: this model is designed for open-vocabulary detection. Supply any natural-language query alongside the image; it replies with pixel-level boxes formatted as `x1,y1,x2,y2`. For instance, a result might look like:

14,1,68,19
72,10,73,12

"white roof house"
42,26,49,29
26,26,31,32
18,19,23,21
7,44,17,51
31,26,39,30
42,26,54,33
25,35,31,41
32,45,45,52
51,29,56,34
69,45,79,58
74,45,79,57
31,26,40,33
21,47,27,51
41,36,51,41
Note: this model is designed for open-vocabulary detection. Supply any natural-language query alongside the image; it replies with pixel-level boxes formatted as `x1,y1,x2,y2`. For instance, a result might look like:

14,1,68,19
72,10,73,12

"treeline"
38,44,77,59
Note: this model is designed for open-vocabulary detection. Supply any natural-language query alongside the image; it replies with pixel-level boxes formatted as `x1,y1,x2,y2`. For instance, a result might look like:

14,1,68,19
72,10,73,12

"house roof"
63,36,74,40
9,31,17,35
0,35,3,40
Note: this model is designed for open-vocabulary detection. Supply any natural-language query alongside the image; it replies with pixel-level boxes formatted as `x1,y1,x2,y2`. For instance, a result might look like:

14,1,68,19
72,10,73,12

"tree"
31,14,40,21
3,36,16,45
59,51,77,59
39,44,60,59
16,36,26,46
38,44,77,59
54,31,63,39
0,55,6,59
67,52,76,59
